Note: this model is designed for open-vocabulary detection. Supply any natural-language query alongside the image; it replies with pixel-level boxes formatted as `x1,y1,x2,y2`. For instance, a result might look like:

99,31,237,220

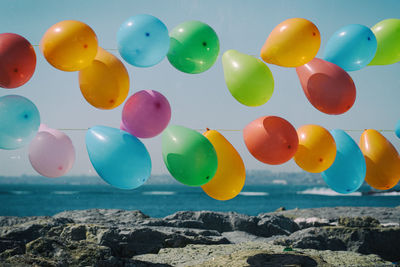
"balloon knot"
206,128,210,131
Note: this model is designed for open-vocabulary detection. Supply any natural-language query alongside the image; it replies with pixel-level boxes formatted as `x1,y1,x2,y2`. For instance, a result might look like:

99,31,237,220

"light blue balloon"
0,95,40,150
323,24,377,71
321,129,366,194
86,126,152,189
117,14,170,67
395,120,400,139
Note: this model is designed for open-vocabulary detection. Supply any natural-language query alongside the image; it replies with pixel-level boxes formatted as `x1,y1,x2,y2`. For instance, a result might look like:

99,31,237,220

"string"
56,128,395,132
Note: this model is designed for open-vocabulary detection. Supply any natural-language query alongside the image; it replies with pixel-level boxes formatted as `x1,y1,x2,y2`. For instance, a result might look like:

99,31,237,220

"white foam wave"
272,179,288,185
142,191,176,195
239,192,269,196
371,191,400,196
297,187,362,196
10,191,31,195
52,191,79,195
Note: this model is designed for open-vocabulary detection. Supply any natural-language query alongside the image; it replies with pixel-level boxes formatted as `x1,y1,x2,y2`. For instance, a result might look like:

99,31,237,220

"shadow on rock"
247,253,318,267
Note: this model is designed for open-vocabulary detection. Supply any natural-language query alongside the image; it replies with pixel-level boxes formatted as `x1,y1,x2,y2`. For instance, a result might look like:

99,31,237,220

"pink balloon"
122,90,171,138
29,124,75,178
119,121,128,132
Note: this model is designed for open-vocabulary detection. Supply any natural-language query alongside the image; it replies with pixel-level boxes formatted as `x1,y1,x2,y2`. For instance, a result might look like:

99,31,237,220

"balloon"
323,24,377,71
29,124,75,178
369,18,400,65
0,95,40,150
321,129,366,194
0,33,36,89
122,90,171,138
243,116,298,165
167,21,219,74
40,20,98,71
359,129,400,190
222,49,274,107
201,129,246,200
162,125,217,186
79,47,129,109
395,120,400,139
260,18,321,67
117,14,170,67
86,126,151,189
294,125,336,173
296,58,356,115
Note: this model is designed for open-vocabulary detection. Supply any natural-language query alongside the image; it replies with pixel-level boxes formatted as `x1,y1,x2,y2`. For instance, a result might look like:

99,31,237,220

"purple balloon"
122,90,171,138
29,124,75,178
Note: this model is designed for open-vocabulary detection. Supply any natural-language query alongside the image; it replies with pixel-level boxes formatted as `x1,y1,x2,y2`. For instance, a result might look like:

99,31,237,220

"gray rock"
338,216,380,228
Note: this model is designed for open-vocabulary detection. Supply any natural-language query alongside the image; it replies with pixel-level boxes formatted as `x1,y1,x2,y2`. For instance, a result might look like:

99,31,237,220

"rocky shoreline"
0,207,399,266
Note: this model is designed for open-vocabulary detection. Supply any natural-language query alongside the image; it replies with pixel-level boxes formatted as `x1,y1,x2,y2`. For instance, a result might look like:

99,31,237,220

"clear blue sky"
1,0,399,176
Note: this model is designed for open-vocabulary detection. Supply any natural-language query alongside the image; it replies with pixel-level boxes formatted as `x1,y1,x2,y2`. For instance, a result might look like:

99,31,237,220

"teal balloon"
86,126,151,189
395,120,400,139
321,129,366,194
117,14,170,67
323,24,377,71
162,125,218,186
0,95,40,150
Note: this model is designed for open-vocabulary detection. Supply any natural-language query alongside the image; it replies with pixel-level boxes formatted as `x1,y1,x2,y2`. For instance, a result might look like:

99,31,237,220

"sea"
1,181,399,217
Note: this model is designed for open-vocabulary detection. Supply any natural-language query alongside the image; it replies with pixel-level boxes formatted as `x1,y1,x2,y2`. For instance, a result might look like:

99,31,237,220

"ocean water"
1,183,399,217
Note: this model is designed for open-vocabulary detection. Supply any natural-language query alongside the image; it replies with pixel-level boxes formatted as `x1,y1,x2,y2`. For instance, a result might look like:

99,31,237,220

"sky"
0,0,399,177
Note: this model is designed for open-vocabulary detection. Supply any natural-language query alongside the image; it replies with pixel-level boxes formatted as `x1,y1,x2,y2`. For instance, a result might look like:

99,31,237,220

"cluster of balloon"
168,21,219,74
222,50,274,106
243,116,298,165
121,90,171,138
296,58,356,115
294,125,336,173
260,18,321,67
201,129,246,200
79,47,129,109
323,24,377,71
0,95,40,150
162,125,218,186
321,130,366,194
369,18,400,66
40,20,98,71
359,129,400,190
86,126,151,189
29,124,75,177
0,33,36,89
117,14,170,67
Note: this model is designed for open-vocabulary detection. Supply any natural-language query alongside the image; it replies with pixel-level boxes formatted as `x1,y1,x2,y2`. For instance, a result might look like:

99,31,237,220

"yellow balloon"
260,18,321,67
359,129,400,190
79,47,130,109
201,129,245,200
40,20,98,71
294,125,336,173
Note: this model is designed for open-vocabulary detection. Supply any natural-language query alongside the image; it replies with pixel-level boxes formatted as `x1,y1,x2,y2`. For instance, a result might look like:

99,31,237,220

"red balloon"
0,33,36,89
243,116,299,165
296,58,356,115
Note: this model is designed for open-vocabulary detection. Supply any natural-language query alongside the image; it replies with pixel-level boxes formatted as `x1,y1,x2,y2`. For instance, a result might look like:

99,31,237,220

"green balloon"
369,18,400,65
222,50,274,106
162,125,218,186
167,21,220,74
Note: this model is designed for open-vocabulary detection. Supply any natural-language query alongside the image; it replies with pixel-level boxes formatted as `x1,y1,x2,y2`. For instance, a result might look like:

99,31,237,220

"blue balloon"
117,14,170,67
321,129,366,194
323,24,377,71
86,126,152,189
0,95,40,150
395,120,400,139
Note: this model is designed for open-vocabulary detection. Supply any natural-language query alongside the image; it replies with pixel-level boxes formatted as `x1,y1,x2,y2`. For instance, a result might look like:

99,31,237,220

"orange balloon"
296,58,356,115
40,20,98,71
359,129,400,190
260,18,321,67
79,47,130,109
294,125,336,173
243,116,298,165
202,130,246,201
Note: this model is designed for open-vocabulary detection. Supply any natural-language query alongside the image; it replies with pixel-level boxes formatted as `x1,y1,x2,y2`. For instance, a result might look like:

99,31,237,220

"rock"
338,216,380,228
257,215,300,236
275,207,286,212
274,225,400,262
61,224,87,241
294,217,331,229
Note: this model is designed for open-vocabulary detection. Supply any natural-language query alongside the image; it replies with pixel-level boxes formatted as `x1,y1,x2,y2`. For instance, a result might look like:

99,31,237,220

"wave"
142,191,176,195
52,191,79,195
371,191,400,196
239,192,269,196
297,187,362,196
10,191,31,195
272,179,288,185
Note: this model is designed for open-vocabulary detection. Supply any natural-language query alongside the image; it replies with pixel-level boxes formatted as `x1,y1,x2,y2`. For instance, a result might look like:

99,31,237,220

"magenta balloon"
122,90,171,138
29,124,75,178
